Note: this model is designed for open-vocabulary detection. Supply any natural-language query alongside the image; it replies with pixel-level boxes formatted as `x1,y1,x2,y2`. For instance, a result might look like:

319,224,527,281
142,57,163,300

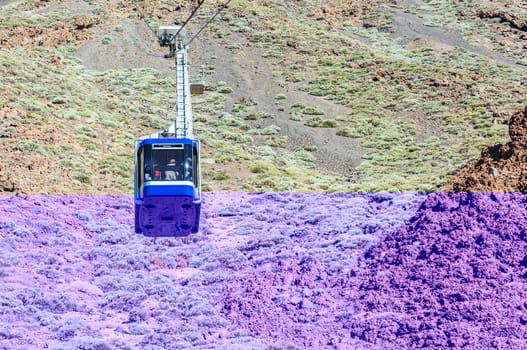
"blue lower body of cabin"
135,184,201,237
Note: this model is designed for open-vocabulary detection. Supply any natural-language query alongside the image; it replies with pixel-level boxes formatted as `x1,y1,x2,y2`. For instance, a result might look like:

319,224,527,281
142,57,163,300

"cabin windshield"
143,143,193,182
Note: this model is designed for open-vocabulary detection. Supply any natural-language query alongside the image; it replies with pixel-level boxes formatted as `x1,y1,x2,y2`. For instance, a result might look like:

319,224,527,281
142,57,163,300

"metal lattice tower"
174,46,193,139
152,26,195,139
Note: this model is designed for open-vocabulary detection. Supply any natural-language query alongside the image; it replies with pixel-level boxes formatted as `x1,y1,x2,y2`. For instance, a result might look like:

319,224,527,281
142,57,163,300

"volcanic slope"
220,192,527,349
0,192,425,349
3,193,527,348
347,192,527,349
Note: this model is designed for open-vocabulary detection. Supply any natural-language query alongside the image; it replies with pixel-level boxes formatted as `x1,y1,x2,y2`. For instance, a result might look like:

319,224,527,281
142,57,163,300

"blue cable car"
133,25,204,237
134,135,201,237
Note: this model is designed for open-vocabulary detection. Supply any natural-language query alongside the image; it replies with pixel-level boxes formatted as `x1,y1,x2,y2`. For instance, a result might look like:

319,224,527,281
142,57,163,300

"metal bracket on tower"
157,26,187,58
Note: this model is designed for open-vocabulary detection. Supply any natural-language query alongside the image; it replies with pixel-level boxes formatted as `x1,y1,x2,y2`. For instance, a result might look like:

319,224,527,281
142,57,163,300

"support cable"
174,0,207,39
136,7,157,36
185,0,232,46
135,0,231,51
134,6,169,57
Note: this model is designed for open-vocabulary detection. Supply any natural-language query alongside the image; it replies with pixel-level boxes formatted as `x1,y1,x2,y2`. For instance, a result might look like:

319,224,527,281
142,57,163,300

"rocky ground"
447,106,527,191
0,192,424,349
2,192,527,349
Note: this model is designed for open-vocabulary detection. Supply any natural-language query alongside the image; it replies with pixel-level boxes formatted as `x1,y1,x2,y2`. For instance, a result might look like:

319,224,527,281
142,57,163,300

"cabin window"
148,143,193,182
142,144,153,181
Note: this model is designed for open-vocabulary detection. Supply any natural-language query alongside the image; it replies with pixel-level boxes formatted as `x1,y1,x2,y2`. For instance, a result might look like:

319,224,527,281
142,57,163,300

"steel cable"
185,0,233,46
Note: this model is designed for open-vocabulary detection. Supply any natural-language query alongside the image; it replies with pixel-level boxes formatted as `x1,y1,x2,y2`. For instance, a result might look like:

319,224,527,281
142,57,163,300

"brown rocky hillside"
447,106,527,192
1,0,527,193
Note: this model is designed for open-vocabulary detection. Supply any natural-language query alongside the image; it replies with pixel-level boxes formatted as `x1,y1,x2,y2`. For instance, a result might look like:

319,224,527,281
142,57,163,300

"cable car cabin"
134,137,201,237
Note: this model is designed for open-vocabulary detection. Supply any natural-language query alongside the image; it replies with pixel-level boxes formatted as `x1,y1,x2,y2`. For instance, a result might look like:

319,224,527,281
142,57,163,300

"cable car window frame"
142,143,153,182
193,143,199,188
150,143,193,182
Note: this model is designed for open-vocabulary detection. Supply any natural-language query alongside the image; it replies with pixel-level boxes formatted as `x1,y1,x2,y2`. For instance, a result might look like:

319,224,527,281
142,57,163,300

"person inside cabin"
165,158,179,180
145,164,152,181
183,157,192,182
151,162,161,180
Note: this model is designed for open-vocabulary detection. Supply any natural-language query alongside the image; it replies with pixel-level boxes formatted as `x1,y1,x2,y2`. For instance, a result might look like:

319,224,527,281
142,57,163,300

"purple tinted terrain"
0,193,526,349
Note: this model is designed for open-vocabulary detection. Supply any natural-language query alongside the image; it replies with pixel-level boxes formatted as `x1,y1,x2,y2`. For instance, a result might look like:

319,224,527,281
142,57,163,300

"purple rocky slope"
1,192,526,349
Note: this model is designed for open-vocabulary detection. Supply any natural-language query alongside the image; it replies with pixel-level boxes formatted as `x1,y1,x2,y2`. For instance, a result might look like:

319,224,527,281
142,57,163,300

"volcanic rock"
348,192,527,348
447,106,527,192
